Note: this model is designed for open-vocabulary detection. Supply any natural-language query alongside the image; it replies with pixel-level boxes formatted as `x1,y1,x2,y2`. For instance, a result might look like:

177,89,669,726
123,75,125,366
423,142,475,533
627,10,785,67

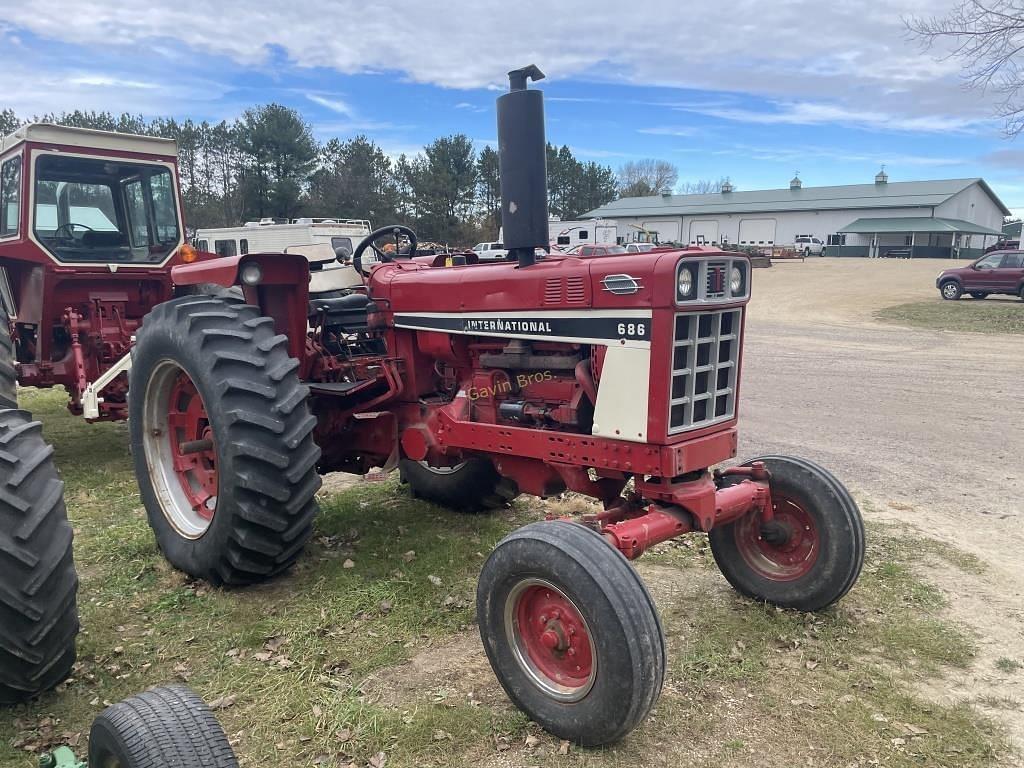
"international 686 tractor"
125,66,865,745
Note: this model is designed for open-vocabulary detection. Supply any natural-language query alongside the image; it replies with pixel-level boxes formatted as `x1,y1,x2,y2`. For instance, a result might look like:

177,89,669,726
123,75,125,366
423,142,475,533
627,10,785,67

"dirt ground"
740,257,1023,743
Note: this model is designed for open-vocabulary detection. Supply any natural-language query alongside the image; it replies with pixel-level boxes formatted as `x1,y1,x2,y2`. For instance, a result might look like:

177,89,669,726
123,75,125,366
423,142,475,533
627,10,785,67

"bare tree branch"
906,1,1024,135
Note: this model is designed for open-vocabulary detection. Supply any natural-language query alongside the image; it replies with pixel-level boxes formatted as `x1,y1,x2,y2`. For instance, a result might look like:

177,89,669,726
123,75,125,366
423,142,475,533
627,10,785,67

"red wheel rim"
166,371,218,522
505,580,596,701
734,494,819,581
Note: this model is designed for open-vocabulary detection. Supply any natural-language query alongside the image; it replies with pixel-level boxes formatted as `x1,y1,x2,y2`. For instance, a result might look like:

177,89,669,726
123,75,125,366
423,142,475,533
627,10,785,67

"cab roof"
0,122,177,158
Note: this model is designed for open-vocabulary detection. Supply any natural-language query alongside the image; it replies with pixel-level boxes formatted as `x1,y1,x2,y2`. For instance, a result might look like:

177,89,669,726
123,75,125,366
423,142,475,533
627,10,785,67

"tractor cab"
0,123,190,420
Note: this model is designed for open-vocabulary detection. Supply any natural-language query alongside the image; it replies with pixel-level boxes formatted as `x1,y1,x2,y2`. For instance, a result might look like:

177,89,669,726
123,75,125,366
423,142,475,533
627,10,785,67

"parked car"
472,242,508,260
625,242,657,254
566,244,627,257
936,250,1024,300
985,239,1019,253
795,235,824,256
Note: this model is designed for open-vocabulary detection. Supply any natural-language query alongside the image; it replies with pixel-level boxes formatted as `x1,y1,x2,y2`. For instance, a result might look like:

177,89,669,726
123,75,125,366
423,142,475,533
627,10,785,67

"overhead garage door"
738,218,777,248
689,219,720,245
643,220,681,243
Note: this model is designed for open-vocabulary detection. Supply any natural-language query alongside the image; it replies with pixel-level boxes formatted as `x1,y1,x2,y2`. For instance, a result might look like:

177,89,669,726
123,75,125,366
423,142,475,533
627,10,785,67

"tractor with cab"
127,65,865,745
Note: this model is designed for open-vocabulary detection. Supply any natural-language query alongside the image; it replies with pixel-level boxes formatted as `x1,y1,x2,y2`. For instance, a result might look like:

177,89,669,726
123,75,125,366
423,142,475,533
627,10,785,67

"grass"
0,388,1012,768
876,298,1024,334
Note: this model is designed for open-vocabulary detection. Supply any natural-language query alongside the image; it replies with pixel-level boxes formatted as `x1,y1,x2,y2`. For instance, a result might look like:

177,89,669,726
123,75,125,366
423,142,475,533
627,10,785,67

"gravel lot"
738,257,1024,743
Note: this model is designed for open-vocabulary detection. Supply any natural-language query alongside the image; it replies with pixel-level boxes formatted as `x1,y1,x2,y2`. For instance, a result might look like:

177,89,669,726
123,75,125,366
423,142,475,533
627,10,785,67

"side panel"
592,345,651,442
688,219,720,245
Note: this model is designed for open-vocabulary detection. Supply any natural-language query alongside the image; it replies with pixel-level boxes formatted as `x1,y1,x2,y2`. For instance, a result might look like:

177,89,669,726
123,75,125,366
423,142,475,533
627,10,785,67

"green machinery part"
38,747,87,768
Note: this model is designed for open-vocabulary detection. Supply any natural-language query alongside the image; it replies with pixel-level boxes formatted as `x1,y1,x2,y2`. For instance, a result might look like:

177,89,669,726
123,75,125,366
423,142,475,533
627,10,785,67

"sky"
3,0,1024,217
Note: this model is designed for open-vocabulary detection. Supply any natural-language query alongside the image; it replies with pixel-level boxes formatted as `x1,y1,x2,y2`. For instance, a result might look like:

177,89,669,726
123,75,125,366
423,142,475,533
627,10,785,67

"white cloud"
305,93,354,117
67,74,157,89
1,0,999,129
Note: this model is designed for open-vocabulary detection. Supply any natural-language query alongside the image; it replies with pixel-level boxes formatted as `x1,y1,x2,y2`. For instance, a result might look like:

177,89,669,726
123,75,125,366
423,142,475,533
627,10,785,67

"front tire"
130,295,321,586
940,281,962,300
399,458,518,512
478,521,665,746
88,684,238,768
0,409,78,704
709,456,864,612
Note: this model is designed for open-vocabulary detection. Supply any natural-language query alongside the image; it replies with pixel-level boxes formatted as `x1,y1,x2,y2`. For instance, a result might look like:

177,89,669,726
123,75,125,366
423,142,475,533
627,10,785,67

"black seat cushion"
309,291,377,333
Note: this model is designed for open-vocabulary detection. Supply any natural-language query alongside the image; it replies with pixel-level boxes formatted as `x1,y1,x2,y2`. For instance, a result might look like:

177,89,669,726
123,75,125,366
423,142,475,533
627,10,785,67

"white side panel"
592,345,650,443
689,219,720,244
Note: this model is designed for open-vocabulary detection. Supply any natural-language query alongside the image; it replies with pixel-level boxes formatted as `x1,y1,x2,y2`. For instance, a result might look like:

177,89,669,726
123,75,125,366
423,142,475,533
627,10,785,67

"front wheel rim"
734,495,819,581
142,360,219,539
943,284,958,298
504,579,597,702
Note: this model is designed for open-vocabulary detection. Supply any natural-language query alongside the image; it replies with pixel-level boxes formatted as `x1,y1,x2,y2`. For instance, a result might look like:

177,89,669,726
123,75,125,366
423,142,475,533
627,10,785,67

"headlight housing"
730,266,742,293
240,262,263,286
677,265,695,300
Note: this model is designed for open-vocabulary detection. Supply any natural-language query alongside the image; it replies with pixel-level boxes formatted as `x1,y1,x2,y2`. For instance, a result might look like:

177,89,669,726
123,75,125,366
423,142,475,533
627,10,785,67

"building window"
0,156,21,237
214,239,237,257
240,238,249,255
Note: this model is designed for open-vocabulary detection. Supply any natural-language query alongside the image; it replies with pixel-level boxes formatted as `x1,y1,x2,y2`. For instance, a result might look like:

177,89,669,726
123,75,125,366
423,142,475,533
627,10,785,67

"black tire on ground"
477,521,665,746
1019,285,1024,301
708,455,865,612
129,295,321,586
969,292,989,299
940,280,962,300
0,410,78,704
399,457,518,513
88,684,238,768
0,321,17,409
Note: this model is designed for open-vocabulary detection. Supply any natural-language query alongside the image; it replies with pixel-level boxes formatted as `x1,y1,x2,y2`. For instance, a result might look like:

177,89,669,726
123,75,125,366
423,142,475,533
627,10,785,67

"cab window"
0,156,21,237
1002,252,1024,268
976,253,1003,269
331,236,353,257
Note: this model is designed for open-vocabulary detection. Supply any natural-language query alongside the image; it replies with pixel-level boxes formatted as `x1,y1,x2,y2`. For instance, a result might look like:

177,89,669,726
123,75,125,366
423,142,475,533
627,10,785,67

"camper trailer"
195,217,372,258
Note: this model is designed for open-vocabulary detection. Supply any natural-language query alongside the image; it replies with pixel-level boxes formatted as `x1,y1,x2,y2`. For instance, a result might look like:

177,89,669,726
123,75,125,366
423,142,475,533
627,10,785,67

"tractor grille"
668,308,741,434
704,260,728,300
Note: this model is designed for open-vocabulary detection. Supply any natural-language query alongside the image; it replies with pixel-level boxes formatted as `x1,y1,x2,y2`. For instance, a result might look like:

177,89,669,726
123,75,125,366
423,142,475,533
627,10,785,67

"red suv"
936,250,1024,300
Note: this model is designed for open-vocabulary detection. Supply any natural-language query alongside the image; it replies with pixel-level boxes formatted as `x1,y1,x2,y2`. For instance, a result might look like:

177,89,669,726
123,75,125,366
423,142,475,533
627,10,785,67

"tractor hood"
371,248,740,313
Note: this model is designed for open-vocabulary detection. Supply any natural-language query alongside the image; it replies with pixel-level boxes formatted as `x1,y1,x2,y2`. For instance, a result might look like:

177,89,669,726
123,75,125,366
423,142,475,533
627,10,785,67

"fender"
172,253,311,364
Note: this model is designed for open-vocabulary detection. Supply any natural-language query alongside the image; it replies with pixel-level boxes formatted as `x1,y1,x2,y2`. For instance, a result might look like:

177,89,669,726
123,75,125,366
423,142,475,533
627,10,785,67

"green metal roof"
837,216,1002,236
583,178,1010,218
1003,220,1022,238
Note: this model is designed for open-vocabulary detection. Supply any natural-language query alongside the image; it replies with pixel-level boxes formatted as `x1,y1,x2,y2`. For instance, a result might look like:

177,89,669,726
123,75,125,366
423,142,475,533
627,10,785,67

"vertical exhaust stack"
497,65,548,268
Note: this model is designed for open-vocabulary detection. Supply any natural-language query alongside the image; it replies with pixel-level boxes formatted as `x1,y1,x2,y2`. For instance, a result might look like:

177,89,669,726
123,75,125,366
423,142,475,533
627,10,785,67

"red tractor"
128,66,864,745
0,122,203,702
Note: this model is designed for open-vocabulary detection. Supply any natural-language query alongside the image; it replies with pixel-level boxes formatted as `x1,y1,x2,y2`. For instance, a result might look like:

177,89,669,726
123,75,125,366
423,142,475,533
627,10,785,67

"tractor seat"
309,291,378,333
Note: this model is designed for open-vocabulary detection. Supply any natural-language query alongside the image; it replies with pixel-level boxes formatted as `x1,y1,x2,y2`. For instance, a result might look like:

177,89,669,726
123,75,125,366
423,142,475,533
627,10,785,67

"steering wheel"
53,222,95,239
351,225,418,279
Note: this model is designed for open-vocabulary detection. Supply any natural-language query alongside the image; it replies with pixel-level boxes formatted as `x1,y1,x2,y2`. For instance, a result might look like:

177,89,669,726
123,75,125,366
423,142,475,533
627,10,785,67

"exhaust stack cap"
508,64,545,91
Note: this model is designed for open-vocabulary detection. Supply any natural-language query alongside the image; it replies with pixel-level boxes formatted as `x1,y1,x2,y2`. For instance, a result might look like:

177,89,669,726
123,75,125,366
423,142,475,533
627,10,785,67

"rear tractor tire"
709,455,864,612
399,457,518,513
0,409,78,704
478,521,665,746
89,684,238,768
129,295,322,586
0,320,17,409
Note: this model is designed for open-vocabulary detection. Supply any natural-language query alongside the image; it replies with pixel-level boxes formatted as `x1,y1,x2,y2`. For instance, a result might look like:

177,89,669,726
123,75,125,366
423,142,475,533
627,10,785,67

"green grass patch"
876,299,1024,334
0,389,1010,768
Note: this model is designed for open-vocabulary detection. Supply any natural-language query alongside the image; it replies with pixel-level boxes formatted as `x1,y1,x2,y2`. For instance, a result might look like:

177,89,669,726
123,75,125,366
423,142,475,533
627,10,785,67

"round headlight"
240,262,263,286
730,266,742,293
677,267,693,298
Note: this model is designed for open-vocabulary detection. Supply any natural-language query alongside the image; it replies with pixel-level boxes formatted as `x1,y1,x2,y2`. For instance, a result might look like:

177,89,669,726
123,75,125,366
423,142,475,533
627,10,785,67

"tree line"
0,104,713,245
